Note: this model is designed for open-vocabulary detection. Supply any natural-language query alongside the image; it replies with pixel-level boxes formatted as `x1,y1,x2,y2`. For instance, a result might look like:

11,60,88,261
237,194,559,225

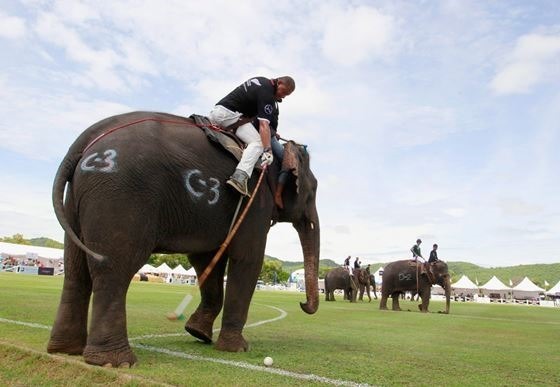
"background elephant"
356,268,377,302
379,260,450,313
47,111,320,367
324,267,358,302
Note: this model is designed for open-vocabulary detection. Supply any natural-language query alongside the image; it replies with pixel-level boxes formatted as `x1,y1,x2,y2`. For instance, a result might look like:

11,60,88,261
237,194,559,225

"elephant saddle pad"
190,114,246,163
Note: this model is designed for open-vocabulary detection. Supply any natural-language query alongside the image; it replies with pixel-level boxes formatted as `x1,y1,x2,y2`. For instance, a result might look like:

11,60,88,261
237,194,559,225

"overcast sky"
1,1,559,267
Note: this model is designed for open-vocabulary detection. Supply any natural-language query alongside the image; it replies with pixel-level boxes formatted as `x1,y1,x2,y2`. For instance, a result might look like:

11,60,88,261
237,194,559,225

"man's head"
275,76,295,101
417,239,422,244
433,244,438,250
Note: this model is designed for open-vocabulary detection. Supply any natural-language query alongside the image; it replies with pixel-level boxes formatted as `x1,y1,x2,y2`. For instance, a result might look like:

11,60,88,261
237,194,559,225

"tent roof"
185,267,197,276
451,275,478,290
139,264,156,273
480,276,510,291
0,241,63,260
512,277,544,292
155,262,173,274
546,280,560,295
172,264,189,275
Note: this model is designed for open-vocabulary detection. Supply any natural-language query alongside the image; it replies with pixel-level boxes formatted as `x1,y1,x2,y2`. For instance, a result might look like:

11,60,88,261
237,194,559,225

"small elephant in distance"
380,260,451,313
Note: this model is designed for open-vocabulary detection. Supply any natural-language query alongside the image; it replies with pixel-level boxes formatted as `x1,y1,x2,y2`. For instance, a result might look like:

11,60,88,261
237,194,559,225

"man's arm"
258,119,272,150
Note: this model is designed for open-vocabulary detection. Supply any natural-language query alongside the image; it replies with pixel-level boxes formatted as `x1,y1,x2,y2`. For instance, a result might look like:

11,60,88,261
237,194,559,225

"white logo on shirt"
247,78,262,87
264,104,273,114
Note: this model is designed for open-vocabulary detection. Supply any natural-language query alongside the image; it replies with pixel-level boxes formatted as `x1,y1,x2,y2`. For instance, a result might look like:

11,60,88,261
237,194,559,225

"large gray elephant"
47,111,320,367
379,260,450,313
324,267,358,302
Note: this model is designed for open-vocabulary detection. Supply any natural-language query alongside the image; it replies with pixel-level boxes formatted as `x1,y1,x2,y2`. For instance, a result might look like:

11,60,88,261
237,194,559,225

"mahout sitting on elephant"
324,267,358,302
47,111,320,367
379,260,450,313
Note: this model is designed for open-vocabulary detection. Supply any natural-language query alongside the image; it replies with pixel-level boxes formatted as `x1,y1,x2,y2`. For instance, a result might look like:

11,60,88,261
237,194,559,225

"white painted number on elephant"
398,272,413,281
184,169,220,205
80,149,118,172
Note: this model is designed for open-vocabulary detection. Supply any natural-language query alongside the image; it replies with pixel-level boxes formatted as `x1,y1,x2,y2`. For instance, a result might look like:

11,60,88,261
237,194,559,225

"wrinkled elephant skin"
47,112,320,367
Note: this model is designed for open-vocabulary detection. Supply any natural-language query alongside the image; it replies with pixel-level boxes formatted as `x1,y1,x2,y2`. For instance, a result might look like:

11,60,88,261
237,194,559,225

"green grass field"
1,272,559,386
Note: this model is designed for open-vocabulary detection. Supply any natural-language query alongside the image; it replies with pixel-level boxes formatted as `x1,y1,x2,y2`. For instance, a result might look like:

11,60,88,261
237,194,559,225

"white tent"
172,264,189,276
185,267,197,277
545,280,560,297
480,276,510,298
139,263,157,274
0,241,63,260
511,277,544,300
452,275,478,290
155,263,173,275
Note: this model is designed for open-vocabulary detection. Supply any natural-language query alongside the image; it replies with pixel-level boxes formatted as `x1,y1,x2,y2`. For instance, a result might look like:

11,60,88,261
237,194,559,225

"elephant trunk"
295,212,320,315
444,276,451,314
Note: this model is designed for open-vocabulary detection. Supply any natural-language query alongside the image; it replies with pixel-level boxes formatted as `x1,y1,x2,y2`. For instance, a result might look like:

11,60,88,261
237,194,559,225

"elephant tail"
52,151,105,262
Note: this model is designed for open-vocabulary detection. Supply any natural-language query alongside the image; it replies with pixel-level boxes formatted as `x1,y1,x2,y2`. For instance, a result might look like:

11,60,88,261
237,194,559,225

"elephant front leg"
216,251,264,352
379,293,389,310
48,242,91,356
185,252,227,343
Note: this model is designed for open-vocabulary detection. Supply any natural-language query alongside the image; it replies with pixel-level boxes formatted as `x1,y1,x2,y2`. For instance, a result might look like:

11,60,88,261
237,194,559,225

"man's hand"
260,150,273,167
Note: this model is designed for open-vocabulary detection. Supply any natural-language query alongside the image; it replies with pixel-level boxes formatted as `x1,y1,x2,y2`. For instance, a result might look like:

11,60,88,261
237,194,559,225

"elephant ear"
281,141,311,195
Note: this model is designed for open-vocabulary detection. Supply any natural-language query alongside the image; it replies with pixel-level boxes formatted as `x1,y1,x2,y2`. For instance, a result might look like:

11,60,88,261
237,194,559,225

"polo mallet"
166,165,268,321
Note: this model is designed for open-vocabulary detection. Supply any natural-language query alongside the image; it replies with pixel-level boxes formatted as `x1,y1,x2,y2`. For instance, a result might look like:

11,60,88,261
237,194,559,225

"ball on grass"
263,356,273,367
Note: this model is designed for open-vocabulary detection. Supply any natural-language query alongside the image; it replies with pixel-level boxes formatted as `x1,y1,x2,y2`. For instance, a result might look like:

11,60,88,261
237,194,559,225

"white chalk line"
129,303,288,341
132,343,368,387
0,307,370,387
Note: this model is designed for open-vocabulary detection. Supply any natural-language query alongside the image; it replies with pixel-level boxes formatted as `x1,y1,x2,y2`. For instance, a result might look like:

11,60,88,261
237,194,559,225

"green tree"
260,259,289,284
148,254,191,269
1,234,30,245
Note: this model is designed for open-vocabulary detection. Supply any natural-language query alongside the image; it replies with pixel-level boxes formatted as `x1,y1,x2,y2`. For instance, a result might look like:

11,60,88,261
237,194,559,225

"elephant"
356,268,378,302
47,111,320,367
379,260,450,313
324,267,358,302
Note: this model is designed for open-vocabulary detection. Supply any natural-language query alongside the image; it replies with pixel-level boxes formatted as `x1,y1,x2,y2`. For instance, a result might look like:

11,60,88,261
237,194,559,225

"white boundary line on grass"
0,306,370,387
129,304,288,341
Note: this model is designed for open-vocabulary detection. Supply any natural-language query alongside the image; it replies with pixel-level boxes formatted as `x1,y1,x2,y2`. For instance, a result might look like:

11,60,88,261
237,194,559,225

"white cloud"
491,32,560,94
320,5,395,66
0,11,26,39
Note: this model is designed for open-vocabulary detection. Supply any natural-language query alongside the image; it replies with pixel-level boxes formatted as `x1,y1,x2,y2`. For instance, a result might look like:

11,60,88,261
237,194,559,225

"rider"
208,76,296,197
411,239,423,262
428,243,439,263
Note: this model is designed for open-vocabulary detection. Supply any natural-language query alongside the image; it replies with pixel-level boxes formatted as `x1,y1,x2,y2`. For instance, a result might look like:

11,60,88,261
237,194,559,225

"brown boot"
274,182,285,209
226,169,250,196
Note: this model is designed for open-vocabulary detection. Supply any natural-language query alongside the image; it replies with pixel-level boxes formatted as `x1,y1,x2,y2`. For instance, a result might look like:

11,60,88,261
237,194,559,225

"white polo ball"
263,356,273,366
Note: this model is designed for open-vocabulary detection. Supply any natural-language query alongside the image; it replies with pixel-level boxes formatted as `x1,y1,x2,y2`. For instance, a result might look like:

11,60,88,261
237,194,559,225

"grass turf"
0,272,559,386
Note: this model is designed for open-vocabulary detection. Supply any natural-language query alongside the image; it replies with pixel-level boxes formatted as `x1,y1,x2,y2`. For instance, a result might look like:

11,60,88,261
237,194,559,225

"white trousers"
209,105,263,177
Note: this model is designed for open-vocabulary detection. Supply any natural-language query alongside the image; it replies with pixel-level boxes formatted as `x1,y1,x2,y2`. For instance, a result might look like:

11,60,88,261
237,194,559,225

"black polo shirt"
217,77,278,128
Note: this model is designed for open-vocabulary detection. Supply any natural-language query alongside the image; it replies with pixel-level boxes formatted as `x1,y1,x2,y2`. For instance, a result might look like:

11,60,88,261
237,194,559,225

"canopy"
545,280,560,296
511,277,544,299
0,241,63,260
155,263,173,275
185,267,197,277
139,263,156,273
451,275,478,291
511,277,544,292
172,264,189,275
480,276,510,291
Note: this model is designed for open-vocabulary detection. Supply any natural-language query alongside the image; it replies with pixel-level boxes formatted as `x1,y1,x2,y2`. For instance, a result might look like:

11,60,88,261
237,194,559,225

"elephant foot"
418,305,429,313
47,336,86,356
83,343,137,367
215,330,249,352
185,311,214,343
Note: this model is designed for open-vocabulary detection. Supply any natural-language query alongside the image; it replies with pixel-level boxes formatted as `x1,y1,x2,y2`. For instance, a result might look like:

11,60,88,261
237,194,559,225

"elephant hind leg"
185,251,227,343
48,233,91,356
